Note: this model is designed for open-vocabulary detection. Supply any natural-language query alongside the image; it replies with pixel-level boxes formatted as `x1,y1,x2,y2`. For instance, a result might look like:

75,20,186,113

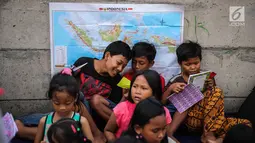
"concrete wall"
0,0,255,116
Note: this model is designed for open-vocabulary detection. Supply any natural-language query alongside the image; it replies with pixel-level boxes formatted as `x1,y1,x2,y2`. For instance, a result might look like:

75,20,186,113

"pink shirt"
113,101,172,138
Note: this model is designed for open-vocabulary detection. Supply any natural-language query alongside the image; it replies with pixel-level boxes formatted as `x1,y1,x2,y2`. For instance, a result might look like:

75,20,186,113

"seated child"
115,97,169,143
71,40,132,121
203,124,255,143
47,118,92,143
223,124,255,143
122,42,165,97
104,70,172,142
34,73,93,143
162,41,251,142
15,41,131,143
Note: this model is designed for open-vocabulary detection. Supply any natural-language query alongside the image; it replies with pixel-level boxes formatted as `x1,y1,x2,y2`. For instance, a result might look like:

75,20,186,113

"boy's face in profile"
105,52,129,77
180,56,201,76
132,56,154,72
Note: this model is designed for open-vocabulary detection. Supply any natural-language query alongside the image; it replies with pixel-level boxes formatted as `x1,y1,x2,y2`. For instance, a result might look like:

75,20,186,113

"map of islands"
50,4,184,82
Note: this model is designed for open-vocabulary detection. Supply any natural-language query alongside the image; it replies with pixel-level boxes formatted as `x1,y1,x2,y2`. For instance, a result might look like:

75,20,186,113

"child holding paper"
162,41,251,143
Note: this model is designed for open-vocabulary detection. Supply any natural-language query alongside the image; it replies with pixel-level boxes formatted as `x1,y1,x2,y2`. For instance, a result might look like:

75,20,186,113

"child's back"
223,124,255,143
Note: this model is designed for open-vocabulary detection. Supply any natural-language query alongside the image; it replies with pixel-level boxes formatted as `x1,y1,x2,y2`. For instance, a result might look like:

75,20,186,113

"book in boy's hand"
188,71,212,92
168,84,204,113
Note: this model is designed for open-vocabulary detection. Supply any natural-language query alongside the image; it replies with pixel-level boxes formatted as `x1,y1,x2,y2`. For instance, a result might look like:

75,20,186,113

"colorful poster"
49,3,184,82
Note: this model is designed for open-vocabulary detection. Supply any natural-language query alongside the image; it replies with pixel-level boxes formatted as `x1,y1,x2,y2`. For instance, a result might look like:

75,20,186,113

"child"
15,41,131,143
71,40,132,121
34,73,94,143
104,70,172,142
223,124,255,143
115,97,169,143
47,118,92,143
123,42,165,93
162,41,251,142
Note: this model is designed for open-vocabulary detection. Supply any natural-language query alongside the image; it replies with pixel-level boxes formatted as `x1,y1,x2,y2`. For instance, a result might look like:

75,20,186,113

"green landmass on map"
67,20,93,47
99,25,121,42
152,36,176,53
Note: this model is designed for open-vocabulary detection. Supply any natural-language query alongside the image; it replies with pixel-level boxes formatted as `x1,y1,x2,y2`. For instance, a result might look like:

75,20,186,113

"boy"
163,41,251,143
73,40,131,121
15,41,132,143
123,42,165,92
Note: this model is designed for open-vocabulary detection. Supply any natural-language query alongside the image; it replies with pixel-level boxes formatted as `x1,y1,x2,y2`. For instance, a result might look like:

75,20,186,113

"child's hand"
123,89,129,98
170,82,186,93
204,79,214,90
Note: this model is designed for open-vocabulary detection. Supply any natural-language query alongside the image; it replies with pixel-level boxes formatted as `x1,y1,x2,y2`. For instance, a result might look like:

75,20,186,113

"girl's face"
52,91,75,117
137,114,167,143
131,75,153,104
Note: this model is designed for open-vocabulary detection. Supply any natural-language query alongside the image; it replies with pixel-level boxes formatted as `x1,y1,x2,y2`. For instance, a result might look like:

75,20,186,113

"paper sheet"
168,84,204,113
117,77,131,89
2,112,18,142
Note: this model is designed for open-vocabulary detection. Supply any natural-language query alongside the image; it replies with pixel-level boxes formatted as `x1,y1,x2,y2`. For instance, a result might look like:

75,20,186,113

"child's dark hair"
48,73,79,100
132,42,156,63
48,73,81,111
223,124,255,143
47,118,91,143
176,40,202,64
127,70,162,103
119,97,168,143
103,40,132,61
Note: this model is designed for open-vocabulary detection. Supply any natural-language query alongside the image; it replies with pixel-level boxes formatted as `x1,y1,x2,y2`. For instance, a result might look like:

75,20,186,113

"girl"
47,118,92,143
115,97,169,143
104,70,172,142
34,73,94,143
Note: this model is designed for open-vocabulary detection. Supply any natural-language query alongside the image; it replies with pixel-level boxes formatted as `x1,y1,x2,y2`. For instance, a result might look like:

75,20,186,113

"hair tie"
71,124,76,133
61,68,72,76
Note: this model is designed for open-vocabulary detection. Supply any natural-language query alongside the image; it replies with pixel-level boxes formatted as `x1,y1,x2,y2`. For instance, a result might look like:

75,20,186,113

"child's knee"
15,120,24,134
90,94,103,107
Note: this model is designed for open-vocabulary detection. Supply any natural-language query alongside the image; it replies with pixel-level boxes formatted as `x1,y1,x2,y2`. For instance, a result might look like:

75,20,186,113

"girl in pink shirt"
104,70,172,142
115,97,169,143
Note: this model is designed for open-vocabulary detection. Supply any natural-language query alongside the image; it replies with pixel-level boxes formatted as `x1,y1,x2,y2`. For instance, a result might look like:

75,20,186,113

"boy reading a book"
122,42,165,96
163,41,251,143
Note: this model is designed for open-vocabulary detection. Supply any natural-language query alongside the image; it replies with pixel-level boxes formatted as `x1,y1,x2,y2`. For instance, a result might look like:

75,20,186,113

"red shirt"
123,70,165,92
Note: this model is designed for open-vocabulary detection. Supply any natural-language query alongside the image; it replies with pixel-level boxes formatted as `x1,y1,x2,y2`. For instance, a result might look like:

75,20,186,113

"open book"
188,71,211,92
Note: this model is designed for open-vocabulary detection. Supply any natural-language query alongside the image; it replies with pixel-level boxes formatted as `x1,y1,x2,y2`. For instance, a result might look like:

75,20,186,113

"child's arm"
104,113,118,142
120,88,129,102
80,116,94,142
166,124,180,143
34,116,46,143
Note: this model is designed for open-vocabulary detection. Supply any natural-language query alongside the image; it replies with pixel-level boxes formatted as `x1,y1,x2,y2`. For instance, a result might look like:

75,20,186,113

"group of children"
13,40,254,143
